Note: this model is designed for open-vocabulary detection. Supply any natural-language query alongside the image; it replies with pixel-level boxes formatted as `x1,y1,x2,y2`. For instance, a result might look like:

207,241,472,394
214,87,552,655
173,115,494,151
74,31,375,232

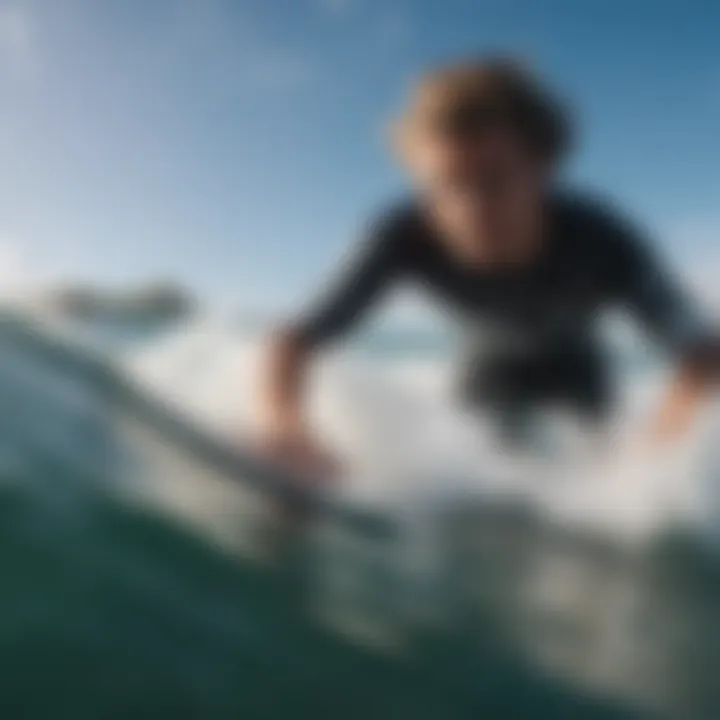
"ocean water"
123,316,720,543
0,312,719,719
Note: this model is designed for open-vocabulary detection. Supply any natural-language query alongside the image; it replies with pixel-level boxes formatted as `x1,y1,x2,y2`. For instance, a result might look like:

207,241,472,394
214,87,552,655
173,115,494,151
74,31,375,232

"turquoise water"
0,466,653,720
0,314,718,719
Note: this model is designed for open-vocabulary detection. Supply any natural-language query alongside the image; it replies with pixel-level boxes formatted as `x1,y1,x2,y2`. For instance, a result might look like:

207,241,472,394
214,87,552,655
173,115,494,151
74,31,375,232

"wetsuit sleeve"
606,213,717,357
289,209,408,348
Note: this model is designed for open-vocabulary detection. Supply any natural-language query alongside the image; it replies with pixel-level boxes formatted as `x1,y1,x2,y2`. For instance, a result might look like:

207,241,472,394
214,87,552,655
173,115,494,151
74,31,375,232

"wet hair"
393,56,572,164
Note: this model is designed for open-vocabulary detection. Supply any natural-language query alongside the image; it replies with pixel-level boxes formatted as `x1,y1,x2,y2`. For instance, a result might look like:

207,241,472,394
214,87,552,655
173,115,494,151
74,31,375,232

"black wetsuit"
291,193,710,422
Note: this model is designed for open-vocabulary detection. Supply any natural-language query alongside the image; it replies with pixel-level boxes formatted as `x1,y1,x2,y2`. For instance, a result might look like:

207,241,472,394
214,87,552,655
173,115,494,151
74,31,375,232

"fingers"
252,431,341,486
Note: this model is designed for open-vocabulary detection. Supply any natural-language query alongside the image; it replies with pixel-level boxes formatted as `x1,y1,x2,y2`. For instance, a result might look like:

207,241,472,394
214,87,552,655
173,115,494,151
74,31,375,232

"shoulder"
364,197,423,241
357,197,426,267
550,188,652,270
552,189,642,240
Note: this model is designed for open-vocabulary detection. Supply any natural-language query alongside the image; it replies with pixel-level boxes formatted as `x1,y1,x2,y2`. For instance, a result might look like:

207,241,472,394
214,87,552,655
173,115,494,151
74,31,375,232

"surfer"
256,56,718,479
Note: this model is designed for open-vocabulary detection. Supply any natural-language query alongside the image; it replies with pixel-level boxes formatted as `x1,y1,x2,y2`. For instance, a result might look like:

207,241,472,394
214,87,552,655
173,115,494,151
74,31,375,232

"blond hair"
393,57,571,163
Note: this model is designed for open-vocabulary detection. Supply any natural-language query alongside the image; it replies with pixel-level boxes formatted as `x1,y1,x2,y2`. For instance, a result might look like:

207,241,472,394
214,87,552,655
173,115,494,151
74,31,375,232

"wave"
3,311,720,717
123,315,720,549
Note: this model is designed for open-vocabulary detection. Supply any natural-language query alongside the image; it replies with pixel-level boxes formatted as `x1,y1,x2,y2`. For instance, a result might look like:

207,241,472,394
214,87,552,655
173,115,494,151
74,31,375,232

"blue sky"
0,0,718,310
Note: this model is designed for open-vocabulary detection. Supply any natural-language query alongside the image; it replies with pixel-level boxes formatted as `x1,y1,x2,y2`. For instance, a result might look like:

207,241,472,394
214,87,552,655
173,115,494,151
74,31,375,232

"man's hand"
648,343,720,446
256,331,338,483
254,415,340,486
255,329,340,485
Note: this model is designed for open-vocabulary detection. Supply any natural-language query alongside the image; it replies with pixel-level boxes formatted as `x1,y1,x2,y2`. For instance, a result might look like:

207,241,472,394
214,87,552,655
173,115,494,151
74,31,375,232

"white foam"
121,316,720,548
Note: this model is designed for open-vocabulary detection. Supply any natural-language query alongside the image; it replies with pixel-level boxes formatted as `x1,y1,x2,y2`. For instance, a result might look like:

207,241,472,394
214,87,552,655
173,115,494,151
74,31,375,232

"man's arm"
649,341,720,443
261,328,312,437
257,210,407,473
610,213,719,443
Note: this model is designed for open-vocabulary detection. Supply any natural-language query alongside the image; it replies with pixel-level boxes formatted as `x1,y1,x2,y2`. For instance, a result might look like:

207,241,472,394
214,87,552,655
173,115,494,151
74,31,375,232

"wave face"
2,313,720,718
124,317,720,548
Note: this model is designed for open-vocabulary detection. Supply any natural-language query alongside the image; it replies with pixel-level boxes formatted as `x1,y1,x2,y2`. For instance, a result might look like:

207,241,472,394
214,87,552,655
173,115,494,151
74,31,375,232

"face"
407,126,549,267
